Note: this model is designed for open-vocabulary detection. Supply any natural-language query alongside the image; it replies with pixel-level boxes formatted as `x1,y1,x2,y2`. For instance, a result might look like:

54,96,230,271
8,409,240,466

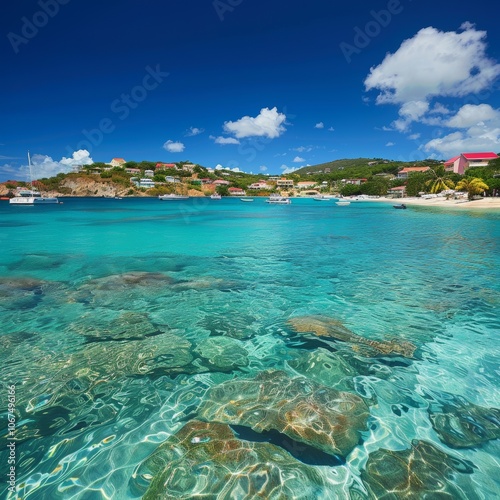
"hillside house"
110,158,126,167
397,167,430,179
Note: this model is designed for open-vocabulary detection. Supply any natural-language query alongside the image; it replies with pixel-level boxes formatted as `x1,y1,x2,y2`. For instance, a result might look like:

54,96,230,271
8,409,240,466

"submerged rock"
134,420,332,499
287,315,416,358
0,276,54,309
79,271,176,291
2,332,194,440
198,370,369,457
70,311,161,341
287,348,356,392
428,396,500,449
361,440,475,499
194,336,249,369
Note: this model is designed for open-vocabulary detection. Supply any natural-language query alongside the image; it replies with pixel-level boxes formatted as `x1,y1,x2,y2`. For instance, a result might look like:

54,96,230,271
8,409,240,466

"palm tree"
455,177,489,200
426,166,455,194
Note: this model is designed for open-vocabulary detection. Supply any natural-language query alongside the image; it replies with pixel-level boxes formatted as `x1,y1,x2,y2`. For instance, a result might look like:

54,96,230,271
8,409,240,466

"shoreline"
356,196,500,210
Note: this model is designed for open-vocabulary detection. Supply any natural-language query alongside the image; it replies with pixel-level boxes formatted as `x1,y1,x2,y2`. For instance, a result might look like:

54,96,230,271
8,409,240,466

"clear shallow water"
0,197,499,499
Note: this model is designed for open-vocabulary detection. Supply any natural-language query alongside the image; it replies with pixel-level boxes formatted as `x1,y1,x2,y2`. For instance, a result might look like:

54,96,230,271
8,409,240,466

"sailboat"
10,152,59,205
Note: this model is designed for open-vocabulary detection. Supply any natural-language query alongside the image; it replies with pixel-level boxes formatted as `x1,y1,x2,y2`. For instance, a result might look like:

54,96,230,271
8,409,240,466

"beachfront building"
397,167,430,179
296,181,318,189
144,170,154,178
110,158,126,167
388,186,406,198
228,187,246,196
182,164,196,173
444,152,499,175
276,179,294,188
213,179,230,186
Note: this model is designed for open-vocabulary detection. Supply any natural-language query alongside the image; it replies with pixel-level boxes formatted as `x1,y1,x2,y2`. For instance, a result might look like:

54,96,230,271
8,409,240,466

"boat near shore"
159,194,190,200
335,201,351,206
210,193,222,200
240,198,254,202
10,152,59,205
266,194,291,204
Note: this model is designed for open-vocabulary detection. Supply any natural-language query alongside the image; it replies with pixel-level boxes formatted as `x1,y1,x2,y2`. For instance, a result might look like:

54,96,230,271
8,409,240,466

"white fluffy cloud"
424,126,500,156
328,127,335,132
210,135,240,145
315,122,324,129
386,142,395,147
280,164,299,174
445,104,500,128
408,133,421,140
163,140,185,153
393,100,429,132
293,146,313,153
365,25,500,104
223,107,286,139
259,165,268,172
186,126,204,136
424,104,500,155
1,150,93,181
293,156,305,162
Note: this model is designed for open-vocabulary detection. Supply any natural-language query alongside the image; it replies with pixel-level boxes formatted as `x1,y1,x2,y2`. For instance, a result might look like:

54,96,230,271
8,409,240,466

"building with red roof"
397,167,430,179
156,162,176,169
444,152,498,175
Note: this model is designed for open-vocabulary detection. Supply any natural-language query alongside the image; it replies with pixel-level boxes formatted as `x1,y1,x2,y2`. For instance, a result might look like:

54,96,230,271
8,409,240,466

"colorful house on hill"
444,152,499,175
156,163,176,170
228,187,246,196
110,158,126,167
397,167,430,179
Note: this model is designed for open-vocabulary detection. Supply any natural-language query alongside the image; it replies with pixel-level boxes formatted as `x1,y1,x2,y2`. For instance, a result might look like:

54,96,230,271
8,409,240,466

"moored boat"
393,204,407,209
240,198,254,202
335,201,350,206
159,194,190,200
266,194,291,204
10,153,59,205
210,193,222,200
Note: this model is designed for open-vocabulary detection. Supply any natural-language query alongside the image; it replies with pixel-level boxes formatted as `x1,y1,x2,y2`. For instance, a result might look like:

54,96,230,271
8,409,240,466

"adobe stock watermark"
7,0,71,54
65,65,169,156
340,0,407,63
213,0,243,21
6,384,17,494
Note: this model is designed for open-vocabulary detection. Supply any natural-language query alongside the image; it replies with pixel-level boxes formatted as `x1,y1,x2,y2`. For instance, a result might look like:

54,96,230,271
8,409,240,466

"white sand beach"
362,196,500,210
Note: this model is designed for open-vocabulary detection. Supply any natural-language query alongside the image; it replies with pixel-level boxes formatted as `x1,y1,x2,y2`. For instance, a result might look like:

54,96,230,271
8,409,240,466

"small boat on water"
210,193,222,200
313,195,333,201
266,194,291,204
393,204,407,209
10,152,59,205
159,194,190,200
240,198,254,202
335,201,351,206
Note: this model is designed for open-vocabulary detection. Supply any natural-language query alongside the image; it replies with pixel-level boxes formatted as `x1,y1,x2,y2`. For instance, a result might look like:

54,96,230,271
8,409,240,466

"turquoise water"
1,197,499,499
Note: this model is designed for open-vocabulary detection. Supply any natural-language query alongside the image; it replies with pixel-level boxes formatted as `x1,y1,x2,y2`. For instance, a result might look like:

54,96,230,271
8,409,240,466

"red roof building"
156,163,176,169
444,152,498,175
397,167,430,179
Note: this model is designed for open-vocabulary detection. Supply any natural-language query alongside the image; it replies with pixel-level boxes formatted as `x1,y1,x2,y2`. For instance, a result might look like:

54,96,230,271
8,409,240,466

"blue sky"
1,0,500,180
